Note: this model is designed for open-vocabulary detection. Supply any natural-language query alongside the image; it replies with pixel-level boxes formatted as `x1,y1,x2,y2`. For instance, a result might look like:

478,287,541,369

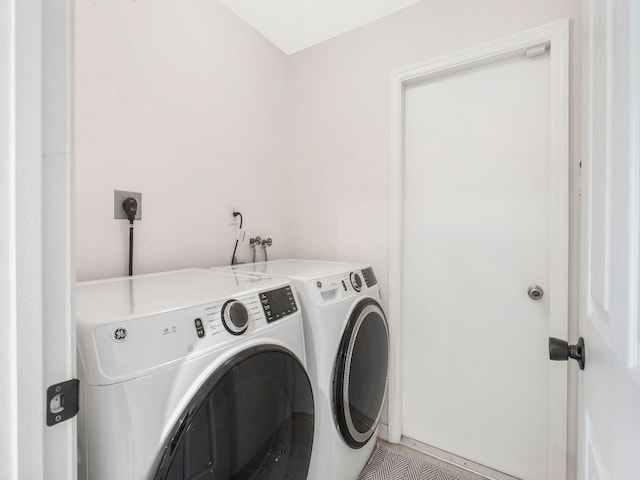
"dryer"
213,260,389,480
75,268,314,480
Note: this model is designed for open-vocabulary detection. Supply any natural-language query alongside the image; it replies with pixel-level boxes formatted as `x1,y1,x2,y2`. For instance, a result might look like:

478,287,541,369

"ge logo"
112,327,128,342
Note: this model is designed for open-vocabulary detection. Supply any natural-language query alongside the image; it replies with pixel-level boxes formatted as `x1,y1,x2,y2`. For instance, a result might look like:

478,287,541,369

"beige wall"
75,0,289,280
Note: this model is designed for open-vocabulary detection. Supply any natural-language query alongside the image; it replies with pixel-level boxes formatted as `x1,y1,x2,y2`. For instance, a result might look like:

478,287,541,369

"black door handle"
549,337,585,370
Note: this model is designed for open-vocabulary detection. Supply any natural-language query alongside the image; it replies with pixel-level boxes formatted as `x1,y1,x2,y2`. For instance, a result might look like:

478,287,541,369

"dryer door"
334,298,389,448
153,345,314,480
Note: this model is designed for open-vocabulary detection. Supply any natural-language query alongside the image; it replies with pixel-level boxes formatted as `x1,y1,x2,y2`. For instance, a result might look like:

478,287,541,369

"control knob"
350,272,363,292
221,300,249,335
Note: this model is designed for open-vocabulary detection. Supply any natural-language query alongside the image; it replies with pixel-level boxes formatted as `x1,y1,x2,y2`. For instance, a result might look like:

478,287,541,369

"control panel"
260,286,297,323
84,285,300,385
361,267,377,287
304,267,379,307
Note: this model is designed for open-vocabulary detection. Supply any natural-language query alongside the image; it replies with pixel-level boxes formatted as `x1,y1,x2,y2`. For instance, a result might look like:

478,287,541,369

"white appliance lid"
220,259,369,280
75,268,287,326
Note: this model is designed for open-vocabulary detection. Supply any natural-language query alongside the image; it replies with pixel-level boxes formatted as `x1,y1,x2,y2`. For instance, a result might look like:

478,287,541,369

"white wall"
75,0,289,280
285,0,582,476
286,0,581,303
75,0,583,474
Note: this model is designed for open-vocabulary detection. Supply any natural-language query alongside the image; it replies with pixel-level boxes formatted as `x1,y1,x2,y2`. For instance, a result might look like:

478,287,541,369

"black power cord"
122,197,138,276
128,221,134,276
230,211,243,265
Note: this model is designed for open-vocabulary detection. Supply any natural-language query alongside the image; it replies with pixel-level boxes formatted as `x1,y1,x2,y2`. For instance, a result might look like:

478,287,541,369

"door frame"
387,20,570,479
577,0,640,478
1,1,75,478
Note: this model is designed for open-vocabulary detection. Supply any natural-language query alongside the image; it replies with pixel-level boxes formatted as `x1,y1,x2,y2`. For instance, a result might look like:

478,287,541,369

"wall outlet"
114,190,142,220
230,209,241,226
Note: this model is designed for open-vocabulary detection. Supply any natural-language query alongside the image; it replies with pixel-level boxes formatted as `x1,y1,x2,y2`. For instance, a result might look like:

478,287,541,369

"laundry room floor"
360,440,488,480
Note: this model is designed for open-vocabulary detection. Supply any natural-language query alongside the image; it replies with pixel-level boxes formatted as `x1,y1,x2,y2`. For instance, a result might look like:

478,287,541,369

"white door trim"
577,1,640,478
43,1,76,477
387,20,570,479
2,3,46,477
1,1,75,478
626,0,640,384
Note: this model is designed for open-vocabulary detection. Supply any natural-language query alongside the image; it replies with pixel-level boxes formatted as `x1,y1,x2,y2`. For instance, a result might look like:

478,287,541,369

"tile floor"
372,440,489,480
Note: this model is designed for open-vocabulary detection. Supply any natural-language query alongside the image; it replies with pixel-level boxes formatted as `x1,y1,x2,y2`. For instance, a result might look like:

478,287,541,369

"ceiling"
218,0,425,55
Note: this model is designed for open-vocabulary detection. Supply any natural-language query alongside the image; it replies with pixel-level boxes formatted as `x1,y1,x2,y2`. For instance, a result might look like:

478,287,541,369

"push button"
194,318,205,338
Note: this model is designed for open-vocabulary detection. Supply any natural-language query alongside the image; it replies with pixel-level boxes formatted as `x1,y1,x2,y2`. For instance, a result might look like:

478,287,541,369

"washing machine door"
153,345,314,480
333,298,389,449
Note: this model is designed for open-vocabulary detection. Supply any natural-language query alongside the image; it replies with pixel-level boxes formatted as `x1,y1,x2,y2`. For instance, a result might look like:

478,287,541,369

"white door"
0,2,76,479
400,40,567,480
578,1,640,479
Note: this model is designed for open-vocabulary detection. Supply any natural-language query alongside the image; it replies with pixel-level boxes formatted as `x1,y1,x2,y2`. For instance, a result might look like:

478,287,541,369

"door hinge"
46,379,79,426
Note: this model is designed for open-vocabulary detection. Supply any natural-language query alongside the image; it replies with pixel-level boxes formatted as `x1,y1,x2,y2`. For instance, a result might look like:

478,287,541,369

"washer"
213,260,389,480
75,268,314,480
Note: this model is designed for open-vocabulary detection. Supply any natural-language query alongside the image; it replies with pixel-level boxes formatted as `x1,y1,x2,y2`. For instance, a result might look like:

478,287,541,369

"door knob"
528,285,544,300
549,337,585,370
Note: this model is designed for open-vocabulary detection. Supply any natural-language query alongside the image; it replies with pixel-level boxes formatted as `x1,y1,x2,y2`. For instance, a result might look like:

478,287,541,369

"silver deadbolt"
528,285,544,300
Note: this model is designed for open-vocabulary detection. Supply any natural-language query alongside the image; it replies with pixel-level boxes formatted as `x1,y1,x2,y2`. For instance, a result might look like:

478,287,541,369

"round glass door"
333,298,389,448
154,345,314,479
